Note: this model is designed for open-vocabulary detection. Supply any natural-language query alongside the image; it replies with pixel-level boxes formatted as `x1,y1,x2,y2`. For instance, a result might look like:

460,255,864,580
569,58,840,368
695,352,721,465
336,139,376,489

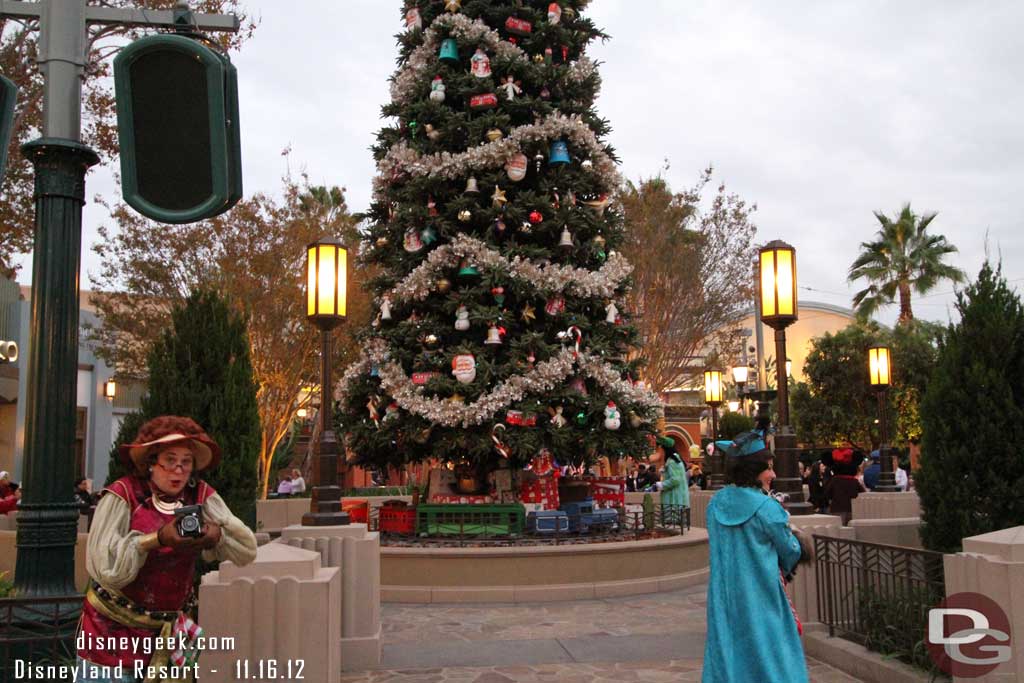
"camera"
174,505,204,538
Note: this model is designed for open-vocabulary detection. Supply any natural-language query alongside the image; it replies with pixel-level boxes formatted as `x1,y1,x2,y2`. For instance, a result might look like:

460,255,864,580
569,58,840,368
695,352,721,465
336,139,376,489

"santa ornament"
405,7,422,30
452,354,477,384
505,153,528,181
470,47,492,78
547,3,562,25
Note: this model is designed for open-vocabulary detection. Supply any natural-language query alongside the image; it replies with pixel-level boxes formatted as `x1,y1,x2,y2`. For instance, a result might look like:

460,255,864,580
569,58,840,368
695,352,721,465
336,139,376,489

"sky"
15,0,1024,327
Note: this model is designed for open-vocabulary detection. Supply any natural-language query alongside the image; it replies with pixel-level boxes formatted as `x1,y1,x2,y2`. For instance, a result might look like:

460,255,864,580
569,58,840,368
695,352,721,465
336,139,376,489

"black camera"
174,505,204,538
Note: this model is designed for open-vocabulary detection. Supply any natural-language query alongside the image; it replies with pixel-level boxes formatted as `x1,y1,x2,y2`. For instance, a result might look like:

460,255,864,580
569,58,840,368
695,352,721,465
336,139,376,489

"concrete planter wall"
256,495,413,535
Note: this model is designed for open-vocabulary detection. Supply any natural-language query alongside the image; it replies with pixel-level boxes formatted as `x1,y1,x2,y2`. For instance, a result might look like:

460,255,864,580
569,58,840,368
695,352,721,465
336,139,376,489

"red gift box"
412,372,438,386
587,477,626,508
519,475,560,510
505,17,532,36
469,93,498,110
506,410,537,427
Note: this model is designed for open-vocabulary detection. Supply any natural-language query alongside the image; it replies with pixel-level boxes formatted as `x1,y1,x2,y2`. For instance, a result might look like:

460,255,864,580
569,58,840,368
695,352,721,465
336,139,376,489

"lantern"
758,240,798,328
306,238,348,328
703,370,723,406
868,346,891,388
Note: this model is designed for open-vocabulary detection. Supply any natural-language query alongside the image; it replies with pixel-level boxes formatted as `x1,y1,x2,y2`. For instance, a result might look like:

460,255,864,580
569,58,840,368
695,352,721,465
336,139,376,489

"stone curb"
803,626,944,683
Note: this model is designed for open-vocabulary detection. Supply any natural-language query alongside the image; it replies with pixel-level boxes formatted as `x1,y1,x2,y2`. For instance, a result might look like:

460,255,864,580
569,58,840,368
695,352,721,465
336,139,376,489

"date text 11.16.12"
233,659,305,679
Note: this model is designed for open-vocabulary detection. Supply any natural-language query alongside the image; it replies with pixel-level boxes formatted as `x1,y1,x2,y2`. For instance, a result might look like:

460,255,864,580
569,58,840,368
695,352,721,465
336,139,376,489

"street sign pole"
0,0,238,602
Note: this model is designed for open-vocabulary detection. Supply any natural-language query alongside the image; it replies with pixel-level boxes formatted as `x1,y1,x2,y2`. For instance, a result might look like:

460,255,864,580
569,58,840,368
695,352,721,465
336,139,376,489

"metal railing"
814,534,945,667
0,595,83,680
370,504,690,547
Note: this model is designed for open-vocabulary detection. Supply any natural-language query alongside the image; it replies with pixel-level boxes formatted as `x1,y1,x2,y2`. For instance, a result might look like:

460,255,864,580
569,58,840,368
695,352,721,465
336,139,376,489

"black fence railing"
814,534,946,672
369,503,690,547
0,595,82,681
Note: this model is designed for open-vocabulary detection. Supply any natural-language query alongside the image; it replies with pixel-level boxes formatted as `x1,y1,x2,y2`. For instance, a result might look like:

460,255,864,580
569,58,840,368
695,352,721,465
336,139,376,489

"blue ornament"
439,38,459,63
549,140,570,165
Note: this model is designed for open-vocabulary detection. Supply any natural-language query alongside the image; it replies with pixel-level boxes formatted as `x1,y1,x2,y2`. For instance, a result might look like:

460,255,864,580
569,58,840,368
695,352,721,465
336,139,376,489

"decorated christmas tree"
337,0,661,495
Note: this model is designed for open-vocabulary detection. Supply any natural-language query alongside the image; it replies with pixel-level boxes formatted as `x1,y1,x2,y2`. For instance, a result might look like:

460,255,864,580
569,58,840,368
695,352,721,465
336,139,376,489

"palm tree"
848,204,966,324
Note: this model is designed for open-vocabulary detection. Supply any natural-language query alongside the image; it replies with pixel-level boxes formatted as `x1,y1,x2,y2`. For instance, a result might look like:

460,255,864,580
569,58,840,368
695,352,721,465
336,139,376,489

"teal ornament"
458,259,479,277
575,411,588,426
370,365,380,377
549,140,570,165
439,38,459,63
421,226,438,245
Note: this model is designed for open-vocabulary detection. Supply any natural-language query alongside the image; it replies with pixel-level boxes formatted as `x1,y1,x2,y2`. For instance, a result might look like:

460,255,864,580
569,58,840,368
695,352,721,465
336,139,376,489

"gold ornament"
458,209,473,222
486,128,504,142
375,237,389,248
533,53,545,64
521,303,537,323
491,186,507,208
437,277,452,293
445,0,461,12
449,393,465,404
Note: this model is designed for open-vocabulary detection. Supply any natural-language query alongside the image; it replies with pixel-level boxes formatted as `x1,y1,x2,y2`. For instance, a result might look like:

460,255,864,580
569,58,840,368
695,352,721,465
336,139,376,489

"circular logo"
926,592,1012,677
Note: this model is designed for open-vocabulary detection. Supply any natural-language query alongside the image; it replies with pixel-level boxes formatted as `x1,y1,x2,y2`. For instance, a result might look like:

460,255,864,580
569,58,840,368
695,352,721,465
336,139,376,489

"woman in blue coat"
653,436,689,514
702,435,813,683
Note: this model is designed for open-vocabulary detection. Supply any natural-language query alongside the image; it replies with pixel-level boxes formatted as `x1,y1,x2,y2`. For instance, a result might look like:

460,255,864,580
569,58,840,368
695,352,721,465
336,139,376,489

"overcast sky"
16,0,1024,327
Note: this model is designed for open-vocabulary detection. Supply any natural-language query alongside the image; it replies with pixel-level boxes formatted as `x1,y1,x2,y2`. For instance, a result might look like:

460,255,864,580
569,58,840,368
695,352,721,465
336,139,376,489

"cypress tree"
916,263,1024,552
106,290,261,525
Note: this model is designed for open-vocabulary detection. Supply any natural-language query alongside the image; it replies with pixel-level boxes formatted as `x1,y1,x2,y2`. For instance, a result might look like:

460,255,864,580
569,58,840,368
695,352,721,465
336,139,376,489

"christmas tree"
337,0,661,486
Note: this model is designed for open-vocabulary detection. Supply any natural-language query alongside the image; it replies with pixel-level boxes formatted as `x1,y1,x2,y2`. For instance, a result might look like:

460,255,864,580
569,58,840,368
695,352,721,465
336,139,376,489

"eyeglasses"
156,459,194,473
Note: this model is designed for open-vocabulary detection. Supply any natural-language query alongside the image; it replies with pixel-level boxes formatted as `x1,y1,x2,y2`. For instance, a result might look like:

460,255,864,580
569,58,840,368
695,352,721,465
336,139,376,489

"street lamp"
303,237,350,526
757,240,811,513
869,346,899,492
731,365,749,415
785,358,793,379
103,379,116,400
704,369,725,489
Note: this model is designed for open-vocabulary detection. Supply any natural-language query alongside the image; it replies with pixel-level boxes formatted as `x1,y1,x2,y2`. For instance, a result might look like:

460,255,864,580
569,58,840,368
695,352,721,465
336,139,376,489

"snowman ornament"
454,305,471,331
603,401,621,430
429,76,446,102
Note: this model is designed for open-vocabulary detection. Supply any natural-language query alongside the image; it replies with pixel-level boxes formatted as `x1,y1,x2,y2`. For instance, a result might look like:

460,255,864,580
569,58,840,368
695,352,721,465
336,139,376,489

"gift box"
505,16,532,35
518,475,559,510
587,476,626,508
506,410,537,427
412,372,439,386
469,93,498,110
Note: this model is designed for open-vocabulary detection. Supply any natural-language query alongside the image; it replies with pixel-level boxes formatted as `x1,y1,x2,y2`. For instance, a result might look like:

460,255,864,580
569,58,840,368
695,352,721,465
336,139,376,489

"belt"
89,582,179,625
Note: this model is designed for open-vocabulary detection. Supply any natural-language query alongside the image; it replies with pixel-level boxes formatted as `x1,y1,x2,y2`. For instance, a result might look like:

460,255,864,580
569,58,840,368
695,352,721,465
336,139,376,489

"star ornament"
521,303,537,323
449,393,465,404
491,185,508,208
445,0,461,12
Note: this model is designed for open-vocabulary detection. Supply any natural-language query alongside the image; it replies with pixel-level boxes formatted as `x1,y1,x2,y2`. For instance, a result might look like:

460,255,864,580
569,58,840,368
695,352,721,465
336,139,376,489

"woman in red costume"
77,416,257,682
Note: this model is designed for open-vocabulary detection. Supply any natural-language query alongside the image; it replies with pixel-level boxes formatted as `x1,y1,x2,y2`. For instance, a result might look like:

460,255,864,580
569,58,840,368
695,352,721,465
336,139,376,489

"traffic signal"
114,34,242,224
0,74,16,180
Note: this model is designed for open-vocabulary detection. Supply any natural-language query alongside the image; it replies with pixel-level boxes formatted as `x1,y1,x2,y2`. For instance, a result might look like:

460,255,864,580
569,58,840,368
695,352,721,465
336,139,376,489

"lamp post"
869,346,899,492
302,238,350,526
731,365,749,416
758,240,811,514
704,369,724,489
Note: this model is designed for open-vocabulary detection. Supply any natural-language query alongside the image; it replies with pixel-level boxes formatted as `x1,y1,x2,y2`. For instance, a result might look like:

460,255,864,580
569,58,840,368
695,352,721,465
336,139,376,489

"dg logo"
927,592,1012,678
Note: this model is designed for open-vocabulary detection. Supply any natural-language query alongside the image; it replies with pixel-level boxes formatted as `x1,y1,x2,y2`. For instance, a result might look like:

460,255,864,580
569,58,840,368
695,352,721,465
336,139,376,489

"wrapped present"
587,476,626,508
506,410,537,427
519,475,559,510
505,16,532,35
469,93,498,110
412,372,439,386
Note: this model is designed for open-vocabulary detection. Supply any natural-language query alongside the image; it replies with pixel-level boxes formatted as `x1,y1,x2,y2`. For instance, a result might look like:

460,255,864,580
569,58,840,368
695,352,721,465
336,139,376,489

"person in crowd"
74,477,95,512
289,468,306,494
703,431,813,683
892,455,909,491
77,415,257,681
0,470,12,498
650,436,689,521
625,467,640,492
823,448,867,525
0,486,20,514
863,450,882,490
635,464,656,491
807,460,831,514
276,470,294,496
689,462,707,491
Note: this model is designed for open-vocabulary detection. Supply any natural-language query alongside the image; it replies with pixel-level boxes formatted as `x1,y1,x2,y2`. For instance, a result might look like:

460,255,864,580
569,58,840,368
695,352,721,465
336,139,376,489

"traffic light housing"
114,34,242,224
0,74,16,180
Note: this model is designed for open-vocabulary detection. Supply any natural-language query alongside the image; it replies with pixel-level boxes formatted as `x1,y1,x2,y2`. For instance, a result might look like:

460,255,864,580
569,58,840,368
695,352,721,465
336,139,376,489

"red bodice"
78,475,215,668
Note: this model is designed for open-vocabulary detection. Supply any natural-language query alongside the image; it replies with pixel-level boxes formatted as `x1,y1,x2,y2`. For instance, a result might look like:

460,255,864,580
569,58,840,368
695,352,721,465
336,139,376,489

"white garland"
374,113,621,200
391,13,599,105
337,339,662,429
386,234,632,304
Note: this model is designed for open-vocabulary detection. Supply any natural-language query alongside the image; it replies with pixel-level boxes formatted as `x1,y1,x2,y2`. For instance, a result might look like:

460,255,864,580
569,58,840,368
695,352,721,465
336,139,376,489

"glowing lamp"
306,238,347,327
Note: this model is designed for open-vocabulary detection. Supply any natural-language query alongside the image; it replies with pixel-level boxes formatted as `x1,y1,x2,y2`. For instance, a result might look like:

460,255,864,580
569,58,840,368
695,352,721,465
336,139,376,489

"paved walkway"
340,584,865,682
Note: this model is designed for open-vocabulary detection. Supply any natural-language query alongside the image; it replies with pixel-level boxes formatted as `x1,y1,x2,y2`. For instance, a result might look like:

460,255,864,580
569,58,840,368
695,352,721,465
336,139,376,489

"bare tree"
618,167,757,394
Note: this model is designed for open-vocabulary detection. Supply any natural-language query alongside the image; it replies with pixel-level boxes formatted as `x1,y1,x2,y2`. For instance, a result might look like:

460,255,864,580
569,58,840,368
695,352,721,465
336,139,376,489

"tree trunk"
898,280,914,324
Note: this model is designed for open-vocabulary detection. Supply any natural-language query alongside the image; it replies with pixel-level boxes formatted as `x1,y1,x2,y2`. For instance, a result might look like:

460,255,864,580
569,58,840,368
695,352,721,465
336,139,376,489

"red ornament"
469,93,499,110
529,210,543,224
412,372,439,386
508,36,518,45
562,45,569,61
505,16,533,36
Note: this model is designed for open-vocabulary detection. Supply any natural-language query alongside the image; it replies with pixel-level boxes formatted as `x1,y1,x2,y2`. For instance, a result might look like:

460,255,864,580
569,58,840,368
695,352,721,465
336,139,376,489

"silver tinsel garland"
373,112,621,201
336,339,662,429
384,234,632,305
